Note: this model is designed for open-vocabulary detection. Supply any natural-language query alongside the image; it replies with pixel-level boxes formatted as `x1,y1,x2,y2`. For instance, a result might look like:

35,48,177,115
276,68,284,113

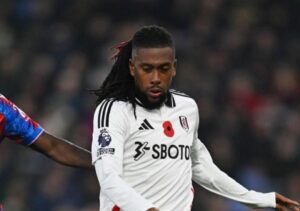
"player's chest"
128,107,195,145
124,107,195,162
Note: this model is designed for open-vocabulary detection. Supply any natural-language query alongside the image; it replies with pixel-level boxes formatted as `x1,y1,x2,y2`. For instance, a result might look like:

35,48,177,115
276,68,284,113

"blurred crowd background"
0,0,299,210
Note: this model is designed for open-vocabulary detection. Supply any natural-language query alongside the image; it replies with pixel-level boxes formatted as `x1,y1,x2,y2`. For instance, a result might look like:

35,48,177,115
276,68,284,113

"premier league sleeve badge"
98,129,112,147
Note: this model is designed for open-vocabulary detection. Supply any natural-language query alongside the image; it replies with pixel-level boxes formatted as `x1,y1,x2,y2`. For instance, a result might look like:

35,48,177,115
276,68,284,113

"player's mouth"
148,87,163,98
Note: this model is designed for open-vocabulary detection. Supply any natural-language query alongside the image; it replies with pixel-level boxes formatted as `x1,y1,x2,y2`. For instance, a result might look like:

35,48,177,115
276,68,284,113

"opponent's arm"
30,131,92,169
1,95,92,169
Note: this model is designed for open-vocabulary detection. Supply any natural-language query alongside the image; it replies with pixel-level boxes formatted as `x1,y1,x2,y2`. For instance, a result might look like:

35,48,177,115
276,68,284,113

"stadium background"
0,0,299,210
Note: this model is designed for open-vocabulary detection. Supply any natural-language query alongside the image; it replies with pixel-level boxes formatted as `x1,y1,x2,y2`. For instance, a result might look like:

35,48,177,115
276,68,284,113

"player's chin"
147,93,164,103
148,93,166,105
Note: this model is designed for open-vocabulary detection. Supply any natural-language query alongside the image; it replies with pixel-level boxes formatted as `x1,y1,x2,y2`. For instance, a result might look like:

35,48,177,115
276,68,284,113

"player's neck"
134,88,165,110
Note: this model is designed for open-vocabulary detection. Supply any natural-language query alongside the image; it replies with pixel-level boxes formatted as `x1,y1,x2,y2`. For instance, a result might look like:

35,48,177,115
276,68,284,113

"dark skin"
130,47,175,211
129,47,176,105
276,193,299,211
129,47,299,211
30,131,92,169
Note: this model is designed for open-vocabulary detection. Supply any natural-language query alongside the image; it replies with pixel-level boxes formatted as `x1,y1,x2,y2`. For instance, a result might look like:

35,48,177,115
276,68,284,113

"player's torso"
121,94,197,209
123,104,195,169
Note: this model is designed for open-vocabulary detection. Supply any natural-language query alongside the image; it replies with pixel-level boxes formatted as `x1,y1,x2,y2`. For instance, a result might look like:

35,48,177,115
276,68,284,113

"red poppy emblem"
162,121,174,137
112,205,120,211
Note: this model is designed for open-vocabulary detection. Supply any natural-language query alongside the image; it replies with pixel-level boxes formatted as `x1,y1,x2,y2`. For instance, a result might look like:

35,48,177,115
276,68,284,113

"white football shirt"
92,90,275,211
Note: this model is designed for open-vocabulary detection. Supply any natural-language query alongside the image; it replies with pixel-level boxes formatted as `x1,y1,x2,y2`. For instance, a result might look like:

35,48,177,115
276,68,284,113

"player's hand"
275,193,299,211
147,208,159,211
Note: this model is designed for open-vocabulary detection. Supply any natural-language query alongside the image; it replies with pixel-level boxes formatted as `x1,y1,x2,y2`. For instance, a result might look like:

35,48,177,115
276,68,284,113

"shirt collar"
165,91,176,108
135,91,176,109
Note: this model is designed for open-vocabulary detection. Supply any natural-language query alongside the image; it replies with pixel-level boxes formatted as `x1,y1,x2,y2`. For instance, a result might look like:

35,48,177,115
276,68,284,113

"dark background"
0,0,299,210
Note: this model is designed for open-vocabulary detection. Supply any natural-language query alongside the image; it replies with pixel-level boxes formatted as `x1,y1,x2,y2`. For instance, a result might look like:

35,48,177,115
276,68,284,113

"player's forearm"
31,132,92,169
51,137,92,169
191,139,275,208
193,165,275,208
94,160,155,211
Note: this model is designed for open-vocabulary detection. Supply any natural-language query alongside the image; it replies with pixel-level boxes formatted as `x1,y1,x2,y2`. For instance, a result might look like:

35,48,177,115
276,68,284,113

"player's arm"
191,139,299,210
30,131,92,169
92,100,156,211
191,105,299,210
192,139,274,207
1,95,92,169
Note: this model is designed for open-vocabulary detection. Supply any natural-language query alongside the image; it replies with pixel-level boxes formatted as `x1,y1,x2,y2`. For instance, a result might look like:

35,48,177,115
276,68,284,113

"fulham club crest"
179,116,189,132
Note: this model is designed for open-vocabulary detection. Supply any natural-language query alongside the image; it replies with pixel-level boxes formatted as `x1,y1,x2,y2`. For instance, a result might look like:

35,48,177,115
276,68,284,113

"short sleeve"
0,95,44,145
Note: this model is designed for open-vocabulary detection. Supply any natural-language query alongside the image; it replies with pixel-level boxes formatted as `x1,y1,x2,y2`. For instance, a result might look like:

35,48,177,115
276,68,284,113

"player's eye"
141,65,153,72
160,65,171,72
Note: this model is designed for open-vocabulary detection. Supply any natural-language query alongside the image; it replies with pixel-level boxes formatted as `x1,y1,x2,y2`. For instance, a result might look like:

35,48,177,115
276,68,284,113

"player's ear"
129,58,135,77
172,59,177,77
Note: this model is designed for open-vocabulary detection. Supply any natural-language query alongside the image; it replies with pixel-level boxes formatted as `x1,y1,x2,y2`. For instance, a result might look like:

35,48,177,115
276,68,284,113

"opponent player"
91,25,299,211
0,94,92,168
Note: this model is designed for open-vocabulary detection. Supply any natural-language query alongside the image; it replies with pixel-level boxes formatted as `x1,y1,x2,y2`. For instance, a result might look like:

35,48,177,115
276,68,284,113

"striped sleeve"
91,99,128,164
92,99,154,211
0,95,44,145
97,99,114,128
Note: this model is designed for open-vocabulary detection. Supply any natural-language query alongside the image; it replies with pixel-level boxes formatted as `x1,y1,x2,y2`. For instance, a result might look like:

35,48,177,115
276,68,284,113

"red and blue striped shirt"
0,94,44,146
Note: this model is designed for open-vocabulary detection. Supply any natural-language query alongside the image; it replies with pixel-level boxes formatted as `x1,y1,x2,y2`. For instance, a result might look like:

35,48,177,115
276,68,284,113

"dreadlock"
92,40,134,104
92,25,174,116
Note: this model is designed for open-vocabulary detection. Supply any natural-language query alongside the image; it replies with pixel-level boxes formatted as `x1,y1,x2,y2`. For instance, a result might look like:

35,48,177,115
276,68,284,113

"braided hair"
92,25,174,115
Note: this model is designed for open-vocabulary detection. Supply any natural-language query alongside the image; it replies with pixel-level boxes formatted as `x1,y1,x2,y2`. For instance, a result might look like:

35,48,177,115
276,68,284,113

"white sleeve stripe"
98,100,114,128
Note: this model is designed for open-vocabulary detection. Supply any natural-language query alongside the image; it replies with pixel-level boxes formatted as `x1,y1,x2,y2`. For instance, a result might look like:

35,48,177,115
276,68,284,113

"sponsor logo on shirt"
138,119,154,130
134,142,150,161
134,141,191,160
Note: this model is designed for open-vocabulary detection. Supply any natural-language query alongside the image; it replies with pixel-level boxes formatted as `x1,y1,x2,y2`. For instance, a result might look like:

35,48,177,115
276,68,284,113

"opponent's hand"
147,208,159,211
276,193,299,211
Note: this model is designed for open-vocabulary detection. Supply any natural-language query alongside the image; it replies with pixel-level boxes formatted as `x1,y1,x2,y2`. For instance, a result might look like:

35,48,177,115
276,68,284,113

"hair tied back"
110,40,131,60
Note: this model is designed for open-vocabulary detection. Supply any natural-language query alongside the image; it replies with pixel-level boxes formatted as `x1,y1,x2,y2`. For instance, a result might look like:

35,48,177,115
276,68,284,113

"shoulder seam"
170,89,191,98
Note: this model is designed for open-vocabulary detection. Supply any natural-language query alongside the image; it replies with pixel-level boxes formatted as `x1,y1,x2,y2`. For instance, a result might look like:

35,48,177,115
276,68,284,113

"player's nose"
150,70,161,84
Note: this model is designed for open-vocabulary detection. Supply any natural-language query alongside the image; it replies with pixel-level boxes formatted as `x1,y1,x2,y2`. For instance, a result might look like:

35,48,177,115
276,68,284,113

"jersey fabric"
0,94,44,145
92,90,276,211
